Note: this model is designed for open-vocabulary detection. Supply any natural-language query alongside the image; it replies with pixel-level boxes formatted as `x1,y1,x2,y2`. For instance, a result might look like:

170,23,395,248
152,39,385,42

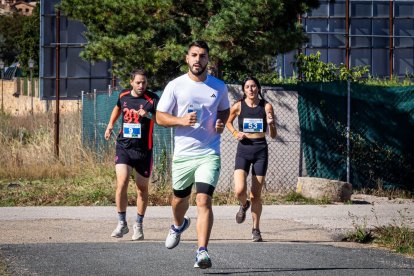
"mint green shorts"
172,154,221,191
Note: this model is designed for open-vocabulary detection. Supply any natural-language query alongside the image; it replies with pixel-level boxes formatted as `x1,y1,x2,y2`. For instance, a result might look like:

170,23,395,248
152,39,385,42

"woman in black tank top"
225,76,277,242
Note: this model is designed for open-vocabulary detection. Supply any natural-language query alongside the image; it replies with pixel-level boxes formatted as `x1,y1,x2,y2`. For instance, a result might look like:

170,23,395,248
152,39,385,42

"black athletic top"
116,89,159,150
238,99,268,133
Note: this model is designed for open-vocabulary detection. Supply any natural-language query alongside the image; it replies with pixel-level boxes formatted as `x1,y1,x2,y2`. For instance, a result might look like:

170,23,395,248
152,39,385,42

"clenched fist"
215,119,224,133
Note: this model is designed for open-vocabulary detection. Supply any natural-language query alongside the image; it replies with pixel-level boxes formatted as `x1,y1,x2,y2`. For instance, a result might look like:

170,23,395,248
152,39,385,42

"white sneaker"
165,216,191,249
194,250,212,269
111,221,129,238
132,223,144,241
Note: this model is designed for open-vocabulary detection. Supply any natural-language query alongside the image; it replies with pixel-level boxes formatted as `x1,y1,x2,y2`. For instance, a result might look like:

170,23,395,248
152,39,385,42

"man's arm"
156,111,197,127
105,105,121,140
215,108,230,134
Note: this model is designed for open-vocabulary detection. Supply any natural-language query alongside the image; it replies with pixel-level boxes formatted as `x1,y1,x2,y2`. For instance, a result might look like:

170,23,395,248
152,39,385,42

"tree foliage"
0,3,40,76
294,52,370,82
59,0,319,88
16,4,40,76
0,13,25,65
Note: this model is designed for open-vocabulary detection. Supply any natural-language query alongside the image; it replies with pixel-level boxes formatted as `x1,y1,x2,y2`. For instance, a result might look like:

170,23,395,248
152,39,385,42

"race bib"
188,103,202,128
243,118,264,133
123,123,141,138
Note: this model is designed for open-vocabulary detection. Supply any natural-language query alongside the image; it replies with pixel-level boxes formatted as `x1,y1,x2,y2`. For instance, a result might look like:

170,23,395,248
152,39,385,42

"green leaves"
294,51,370,82
0,13,26,66
59,0,319,87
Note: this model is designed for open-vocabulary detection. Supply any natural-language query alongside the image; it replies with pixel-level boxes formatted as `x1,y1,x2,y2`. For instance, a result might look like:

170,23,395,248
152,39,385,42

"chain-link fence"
82,82,414,194
291,82,414,192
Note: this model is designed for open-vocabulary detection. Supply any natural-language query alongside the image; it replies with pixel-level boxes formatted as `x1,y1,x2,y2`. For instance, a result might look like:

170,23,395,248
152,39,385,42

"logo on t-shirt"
123,108,139,123
210,94,216,98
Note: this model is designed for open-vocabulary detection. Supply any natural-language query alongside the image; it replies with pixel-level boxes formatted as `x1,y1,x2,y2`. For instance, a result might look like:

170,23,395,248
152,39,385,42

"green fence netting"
288,82,414,190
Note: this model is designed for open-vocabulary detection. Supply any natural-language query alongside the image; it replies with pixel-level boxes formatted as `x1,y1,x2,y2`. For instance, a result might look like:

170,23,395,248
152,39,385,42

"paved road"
1,203,413,275
2,242,414,276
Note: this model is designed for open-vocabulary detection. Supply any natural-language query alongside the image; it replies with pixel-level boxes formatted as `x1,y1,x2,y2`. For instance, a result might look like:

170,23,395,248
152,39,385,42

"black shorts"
235,137,268,176
173,182,215,198
115,144,153,178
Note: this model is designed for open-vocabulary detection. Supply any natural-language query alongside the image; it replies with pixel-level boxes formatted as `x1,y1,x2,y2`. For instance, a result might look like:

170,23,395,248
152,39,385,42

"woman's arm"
225,102,240,136
226,101,246,140
265,103,277,139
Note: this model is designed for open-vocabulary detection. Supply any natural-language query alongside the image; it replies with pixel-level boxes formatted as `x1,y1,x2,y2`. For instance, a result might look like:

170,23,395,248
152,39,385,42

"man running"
156,41,230,269
105,69,158,241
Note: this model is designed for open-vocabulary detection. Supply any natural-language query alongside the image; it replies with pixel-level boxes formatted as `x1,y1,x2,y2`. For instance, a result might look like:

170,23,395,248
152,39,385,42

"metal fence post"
93,89,97,151
346,79,351,184
81,91,84,146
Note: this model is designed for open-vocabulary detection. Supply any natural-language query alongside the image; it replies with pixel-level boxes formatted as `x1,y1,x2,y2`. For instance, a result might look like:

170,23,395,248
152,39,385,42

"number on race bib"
243,118,264,133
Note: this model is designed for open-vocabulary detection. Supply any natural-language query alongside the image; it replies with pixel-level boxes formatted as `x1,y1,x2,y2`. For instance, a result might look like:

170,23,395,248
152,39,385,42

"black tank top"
238,99,267,133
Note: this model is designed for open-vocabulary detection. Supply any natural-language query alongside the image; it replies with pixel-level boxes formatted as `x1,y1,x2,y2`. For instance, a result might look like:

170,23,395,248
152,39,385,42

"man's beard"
190,64,207,76
133,89,144,96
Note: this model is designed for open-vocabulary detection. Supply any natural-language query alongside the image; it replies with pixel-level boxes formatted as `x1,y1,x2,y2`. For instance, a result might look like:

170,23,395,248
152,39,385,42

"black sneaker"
252,228,263,242
235,200,250,224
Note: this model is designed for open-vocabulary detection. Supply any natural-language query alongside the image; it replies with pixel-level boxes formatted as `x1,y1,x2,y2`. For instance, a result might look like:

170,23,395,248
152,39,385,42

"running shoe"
236,200,250,224
165,216,191,249
194,250,212,269
111,221,129,238
252,228,263,242
132,223,144,241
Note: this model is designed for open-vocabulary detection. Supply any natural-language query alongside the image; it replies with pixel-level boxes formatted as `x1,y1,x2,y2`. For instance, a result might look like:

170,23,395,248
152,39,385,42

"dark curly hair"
241,76,264,100
130,68,147,80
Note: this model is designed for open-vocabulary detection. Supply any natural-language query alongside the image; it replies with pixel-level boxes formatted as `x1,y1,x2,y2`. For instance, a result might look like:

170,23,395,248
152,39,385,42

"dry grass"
0,112,108,180
0,110,176,206
357,187,413,200
0,112,114,206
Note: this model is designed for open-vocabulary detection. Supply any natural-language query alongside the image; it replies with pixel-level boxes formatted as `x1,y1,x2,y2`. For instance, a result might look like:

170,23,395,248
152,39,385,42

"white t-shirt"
157,73,230,157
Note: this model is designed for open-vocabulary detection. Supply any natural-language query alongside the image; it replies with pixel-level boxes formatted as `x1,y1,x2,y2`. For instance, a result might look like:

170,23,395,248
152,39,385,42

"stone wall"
1,79,81,116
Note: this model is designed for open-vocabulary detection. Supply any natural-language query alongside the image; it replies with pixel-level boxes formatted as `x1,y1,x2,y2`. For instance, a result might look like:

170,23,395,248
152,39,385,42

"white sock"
174,220,186,230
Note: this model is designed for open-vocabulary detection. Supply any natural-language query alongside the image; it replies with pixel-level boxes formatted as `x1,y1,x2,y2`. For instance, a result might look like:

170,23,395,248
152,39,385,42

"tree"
0,2,40,76
0,13,25,66
16,3,40,76
59,0,320,87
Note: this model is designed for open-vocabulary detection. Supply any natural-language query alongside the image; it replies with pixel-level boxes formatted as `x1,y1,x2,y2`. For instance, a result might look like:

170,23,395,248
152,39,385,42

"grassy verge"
344,225,414,257
1,174,335,207
0,166,174,206
373,225,414,255
343,209,414,257
0,263,10,276
0,254,11,276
